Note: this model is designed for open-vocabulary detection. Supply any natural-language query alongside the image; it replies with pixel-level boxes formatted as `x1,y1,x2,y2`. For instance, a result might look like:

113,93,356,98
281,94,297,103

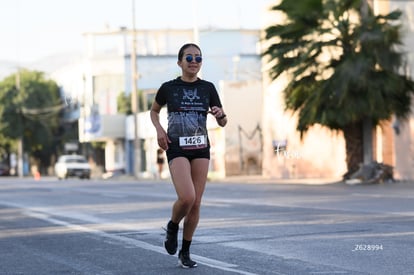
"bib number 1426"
179,135,207,149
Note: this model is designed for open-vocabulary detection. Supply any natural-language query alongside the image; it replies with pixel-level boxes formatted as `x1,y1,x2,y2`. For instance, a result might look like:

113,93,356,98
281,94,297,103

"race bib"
179,135,207,150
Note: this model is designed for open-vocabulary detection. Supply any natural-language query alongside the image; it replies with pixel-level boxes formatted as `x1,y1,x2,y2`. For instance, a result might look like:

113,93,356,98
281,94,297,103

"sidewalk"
22,172,414,187
217,175,343,185
99,172,414,186
101,173,343,185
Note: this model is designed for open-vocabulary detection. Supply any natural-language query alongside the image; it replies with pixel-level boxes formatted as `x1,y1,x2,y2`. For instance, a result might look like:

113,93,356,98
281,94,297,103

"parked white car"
55,155,91,180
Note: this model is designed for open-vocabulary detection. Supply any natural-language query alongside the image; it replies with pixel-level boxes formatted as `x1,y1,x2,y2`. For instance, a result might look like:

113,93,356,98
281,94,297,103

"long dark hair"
178,43,202,61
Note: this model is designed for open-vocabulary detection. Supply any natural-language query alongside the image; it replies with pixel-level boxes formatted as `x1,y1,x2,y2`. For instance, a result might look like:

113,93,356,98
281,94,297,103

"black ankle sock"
168,220,179,231
181,239,192,253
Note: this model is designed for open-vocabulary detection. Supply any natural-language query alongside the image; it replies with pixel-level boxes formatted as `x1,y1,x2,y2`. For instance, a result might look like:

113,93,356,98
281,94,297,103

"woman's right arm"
150,101,171,150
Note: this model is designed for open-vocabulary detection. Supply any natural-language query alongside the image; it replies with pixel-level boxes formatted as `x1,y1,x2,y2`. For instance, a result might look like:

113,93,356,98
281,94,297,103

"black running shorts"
166,146,210,163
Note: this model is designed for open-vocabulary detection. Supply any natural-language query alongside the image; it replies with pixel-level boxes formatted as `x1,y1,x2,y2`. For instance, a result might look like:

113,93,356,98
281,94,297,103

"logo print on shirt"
183,88,200,102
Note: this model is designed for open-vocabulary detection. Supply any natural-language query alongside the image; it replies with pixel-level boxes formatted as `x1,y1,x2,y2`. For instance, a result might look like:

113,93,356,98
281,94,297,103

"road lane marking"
2,201,258,275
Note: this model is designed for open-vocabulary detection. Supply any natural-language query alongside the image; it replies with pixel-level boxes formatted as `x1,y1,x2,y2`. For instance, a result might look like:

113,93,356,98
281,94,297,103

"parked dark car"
0,163,10,176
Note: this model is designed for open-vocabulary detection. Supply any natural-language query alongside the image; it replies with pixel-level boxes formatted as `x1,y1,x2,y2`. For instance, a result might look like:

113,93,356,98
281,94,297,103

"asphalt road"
0,176,413,275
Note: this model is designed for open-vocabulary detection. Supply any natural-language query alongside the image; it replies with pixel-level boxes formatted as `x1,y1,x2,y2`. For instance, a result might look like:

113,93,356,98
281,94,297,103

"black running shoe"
164,222,178,255
178,250,197,268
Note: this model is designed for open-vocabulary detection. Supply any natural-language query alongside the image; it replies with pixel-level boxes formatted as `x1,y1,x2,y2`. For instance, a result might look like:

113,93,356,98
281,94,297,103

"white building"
377,0,414,180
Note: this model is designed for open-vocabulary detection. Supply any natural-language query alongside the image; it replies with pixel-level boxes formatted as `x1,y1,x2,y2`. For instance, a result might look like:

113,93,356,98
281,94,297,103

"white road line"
2,201,258,275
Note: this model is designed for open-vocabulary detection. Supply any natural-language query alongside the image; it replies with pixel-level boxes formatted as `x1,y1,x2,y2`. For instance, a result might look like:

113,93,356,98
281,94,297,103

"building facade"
375,0,414,180
260,0,414,181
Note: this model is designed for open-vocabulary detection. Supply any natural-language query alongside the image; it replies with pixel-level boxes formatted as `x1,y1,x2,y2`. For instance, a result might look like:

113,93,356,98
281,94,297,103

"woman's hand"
150,101,171,150
209,106,227,127
156,127,171,151
209,106,225,119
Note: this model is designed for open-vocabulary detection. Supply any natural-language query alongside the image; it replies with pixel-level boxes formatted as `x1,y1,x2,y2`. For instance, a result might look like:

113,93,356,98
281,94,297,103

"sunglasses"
185,55,202,63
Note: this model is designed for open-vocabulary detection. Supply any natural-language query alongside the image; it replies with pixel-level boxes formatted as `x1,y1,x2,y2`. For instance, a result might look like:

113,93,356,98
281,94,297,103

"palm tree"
262,0,414,178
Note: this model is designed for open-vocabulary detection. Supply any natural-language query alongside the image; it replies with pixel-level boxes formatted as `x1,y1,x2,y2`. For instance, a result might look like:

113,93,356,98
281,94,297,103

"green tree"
116,90,145,114
262,0,414,177
0,69,64,172
117,91,132,115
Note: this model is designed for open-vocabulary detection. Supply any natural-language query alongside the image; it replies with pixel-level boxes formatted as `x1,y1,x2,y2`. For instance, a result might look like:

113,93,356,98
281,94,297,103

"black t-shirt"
155,77,222,150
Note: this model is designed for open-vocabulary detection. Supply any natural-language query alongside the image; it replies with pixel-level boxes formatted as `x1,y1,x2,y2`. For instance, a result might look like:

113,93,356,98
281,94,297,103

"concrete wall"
376,0,414,180
220,80,263,176
261,78,347,179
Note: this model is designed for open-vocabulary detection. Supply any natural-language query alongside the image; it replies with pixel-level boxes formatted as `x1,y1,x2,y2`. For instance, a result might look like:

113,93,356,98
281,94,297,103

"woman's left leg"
182,158,209,241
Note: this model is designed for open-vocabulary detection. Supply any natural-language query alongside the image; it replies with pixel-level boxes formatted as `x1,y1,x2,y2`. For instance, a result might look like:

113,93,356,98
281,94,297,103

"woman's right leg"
169,157,196,222
164,156,196,255
168,156,201,268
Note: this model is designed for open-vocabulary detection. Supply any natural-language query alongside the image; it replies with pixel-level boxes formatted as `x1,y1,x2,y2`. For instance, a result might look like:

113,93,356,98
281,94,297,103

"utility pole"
192,0,200,45
192,0,201,78
16,69,24,178
131,0,141,178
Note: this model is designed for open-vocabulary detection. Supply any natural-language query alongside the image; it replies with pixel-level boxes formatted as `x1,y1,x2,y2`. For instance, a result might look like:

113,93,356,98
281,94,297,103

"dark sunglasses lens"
185,55,202,63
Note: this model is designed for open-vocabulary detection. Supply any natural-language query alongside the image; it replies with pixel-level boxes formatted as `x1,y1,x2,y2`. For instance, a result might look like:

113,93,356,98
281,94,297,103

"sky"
0,0,275,64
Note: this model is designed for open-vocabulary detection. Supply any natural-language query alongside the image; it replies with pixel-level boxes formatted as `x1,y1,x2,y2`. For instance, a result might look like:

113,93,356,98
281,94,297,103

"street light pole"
16,69,24,178
131,0,141,178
